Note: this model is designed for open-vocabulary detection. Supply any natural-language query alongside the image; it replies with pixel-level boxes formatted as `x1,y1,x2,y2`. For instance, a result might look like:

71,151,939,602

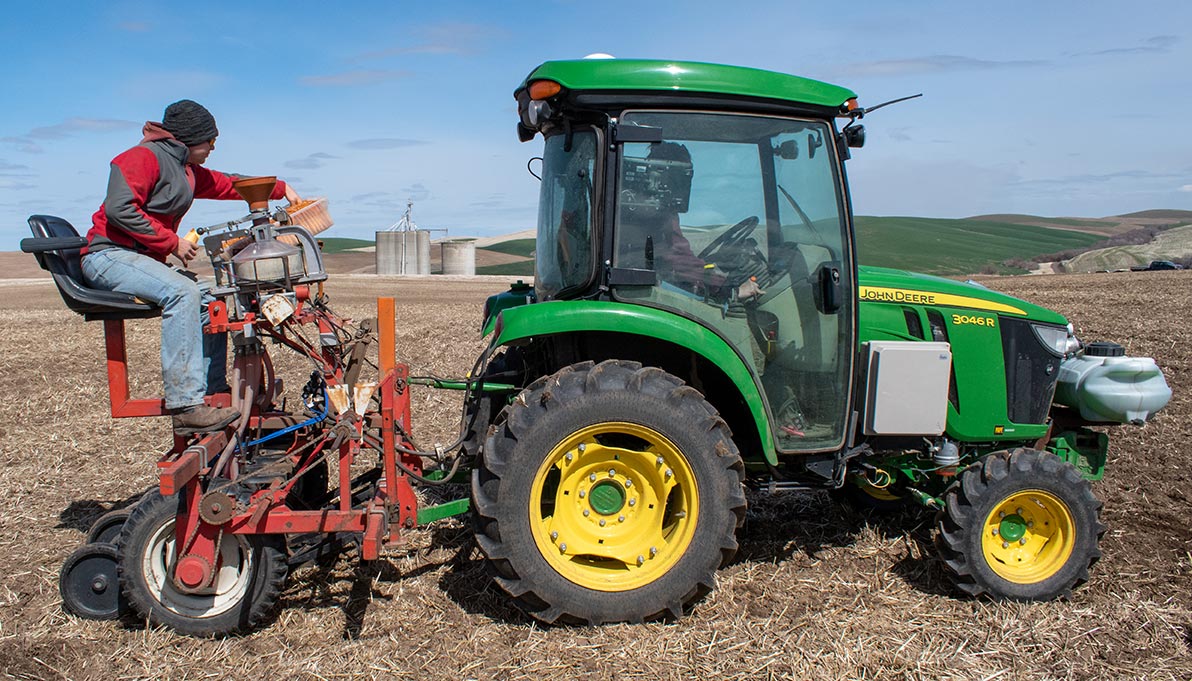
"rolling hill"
1065,224,1192,272
469,211,1192,277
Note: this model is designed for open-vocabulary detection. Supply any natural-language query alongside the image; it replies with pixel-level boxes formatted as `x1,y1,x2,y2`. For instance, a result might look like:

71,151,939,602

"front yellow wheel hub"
529,422,699,592
981,489,1075,584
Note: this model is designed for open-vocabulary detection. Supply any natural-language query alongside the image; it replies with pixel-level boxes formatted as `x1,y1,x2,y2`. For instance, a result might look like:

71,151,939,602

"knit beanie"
162,100,219,146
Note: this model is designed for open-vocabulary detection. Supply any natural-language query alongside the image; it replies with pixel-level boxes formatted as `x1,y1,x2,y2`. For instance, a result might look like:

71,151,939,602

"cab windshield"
612,110,854,452
534,129,597,300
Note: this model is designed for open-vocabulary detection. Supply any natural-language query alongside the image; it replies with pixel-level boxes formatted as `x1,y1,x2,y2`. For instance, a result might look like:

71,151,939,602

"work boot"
172,404,240,435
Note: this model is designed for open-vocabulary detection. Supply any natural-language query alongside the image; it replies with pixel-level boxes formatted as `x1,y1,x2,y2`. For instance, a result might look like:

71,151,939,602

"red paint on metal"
159,450,200,496
104,319,166,417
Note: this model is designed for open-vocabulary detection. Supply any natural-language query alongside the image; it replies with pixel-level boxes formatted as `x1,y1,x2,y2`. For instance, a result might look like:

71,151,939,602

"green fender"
491,300,777,465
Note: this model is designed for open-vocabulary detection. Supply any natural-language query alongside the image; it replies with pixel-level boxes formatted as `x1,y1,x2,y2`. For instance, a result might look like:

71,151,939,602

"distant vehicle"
1131,260,1185,271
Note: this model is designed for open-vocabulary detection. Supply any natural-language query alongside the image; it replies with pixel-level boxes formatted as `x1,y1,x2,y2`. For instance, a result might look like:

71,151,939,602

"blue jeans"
80,248,229,410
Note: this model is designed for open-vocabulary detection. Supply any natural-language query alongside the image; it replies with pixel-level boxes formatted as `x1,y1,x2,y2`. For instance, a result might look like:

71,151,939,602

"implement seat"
20,215,160,321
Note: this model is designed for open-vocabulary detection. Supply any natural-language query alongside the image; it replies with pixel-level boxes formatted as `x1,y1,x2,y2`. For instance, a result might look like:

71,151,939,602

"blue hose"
239,388,330,450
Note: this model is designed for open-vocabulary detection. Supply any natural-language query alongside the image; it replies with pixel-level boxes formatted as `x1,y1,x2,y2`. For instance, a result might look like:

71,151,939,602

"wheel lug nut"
579,490,586,498
618,515,625,523
1002,541,1009,549
656,456,665,465
599,519,606,527
608,469,616,477
991,528,999,536
560,543,567,552
665,469,673,479
1016,508,1023,516
628,498,636,507
589,473,597,482
583,509,590,517
565,452,573,462
1019,538,1027,545
1027,521,1034,528
550,531,558,541
637,555,645,566
578,443,586,452
624,480,632,488
999,511,1005,518
650,547,657,557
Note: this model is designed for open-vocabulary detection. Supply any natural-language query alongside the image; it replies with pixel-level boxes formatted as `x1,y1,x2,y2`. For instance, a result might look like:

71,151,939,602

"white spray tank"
1053,341,1172,424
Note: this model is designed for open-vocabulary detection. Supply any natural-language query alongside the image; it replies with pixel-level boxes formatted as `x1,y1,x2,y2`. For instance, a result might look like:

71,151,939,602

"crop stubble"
0,272,1187,680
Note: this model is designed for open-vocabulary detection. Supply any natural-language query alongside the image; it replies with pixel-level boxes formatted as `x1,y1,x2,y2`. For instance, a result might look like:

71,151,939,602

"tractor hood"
858,266,1068,325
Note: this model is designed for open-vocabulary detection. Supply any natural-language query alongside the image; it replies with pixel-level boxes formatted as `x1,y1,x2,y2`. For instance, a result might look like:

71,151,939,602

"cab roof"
519,59,857,111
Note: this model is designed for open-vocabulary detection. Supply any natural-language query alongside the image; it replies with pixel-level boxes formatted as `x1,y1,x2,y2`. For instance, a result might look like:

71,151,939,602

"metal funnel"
233,176,278,211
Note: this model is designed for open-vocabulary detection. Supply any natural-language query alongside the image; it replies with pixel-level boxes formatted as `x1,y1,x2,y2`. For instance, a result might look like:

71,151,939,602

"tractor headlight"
1031,323,1070,357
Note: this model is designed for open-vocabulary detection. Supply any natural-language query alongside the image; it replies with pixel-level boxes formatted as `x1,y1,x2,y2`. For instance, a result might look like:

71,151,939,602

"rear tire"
935,448,1104,600
472,360,745,624
117,490,289,636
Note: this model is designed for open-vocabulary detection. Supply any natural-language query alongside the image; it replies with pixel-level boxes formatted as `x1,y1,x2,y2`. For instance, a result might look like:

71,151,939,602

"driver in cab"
617,142,764,302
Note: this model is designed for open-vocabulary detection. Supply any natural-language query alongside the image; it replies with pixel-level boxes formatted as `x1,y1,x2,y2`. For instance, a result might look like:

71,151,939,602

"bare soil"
0,271,1189,680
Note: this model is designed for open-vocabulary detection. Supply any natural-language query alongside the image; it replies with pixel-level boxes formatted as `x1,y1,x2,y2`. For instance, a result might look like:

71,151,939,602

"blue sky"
1,1,1188,248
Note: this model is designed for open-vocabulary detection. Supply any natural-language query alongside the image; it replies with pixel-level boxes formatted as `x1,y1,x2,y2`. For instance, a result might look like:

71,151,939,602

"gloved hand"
736,277,765,302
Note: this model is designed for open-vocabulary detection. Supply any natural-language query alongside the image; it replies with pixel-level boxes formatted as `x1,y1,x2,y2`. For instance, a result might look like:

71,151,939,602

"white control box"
863,341,952,435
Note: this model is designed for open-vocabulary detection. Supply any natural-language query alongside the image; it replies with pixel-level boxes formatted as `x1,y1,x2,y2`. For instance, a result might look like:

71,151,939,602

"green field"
317,237,375,254
480,238,536,258
854,216,1103,275
474,216,1106,277
476,261,536,276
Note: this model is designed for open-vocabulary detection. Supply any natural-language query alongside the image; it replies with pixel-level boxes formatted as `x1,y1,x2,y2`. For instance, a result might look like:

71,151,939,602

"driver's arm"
663,216,727,286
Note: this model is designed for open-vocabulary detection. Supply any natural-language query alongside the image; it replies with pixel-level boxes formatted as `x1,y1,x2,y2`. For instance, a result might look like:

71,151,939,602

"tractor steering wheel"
697,216,760,263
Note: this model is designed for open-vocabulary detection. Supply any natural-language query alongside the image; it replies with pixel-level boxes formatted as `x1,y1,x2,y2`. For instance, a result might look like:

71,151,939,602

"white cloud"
1179,184,1192,193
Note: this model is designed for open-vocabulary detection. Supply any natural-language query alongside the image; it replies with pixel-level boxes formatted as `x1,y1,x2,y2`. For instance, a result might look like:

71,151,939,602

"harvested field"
0,270,1189,680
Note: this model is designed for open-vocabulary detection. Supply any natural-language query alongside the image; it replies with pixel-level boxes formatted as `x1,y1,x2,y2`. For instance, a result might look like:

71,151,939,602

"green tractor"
467,59,1171,624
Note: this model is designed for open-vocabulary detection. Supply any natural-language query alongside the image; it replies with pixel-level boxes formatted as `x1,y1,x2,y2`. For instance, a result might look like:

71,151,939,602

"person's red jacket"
84,122,287,262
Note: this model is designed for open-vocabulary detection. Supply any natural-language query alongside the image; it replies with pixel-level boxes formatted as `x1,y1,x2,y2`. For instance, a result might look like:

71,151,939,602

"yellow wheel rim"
981,489,1075,584
529,422,699,592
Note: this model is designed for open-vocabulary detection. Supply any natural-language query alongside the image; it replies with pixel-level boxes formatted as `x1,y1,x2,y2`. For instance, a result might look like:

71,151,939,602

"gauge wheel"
59,542,126,620
117,490,289,636
472,360,746,624
86,508,134,545
935,448,1104,600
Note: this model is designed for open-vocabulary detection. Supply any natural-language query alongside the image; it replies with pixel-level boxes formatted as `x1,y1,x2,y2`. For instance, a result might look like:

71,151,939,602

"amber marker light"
529,80,563,100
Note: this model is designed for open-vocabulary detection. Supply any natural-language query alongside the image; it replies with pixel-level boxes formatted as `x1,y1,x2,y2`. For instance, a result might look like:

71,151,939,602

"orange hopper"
232,176,278,211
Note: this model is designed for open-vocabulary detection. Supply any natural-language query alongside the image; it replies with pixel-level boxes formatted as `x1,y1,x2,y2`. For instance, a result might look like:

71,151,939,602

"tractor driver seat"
21,215,160,321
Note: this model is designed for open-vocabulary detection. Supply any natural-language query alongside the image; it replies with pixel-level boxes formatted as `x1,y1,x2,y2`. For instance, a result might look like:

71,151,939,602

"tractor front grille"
999,317,1062,425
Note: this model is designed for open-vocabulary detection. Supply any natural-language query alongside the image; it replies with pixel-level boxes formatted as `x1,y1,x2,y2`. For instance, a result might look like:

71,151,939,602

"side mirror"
776,139,799,160
844,125,865,148
807,131,823,159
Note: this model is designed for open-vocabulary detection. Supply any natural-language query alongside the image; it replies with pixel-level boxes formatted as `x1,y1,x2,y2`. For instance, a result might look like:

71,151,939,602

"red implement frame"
146,297,420,590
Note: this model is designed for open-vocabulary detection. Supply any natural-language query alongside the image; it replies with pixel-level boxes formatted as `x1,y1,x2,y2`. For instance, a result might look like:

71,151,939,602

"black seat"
21,215,160,321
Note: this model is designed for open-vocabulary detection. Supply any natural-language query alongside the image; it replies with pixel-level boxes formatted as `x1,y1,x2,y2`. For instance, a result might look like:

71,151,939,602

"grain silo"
441,240,477,276
375,200,431,274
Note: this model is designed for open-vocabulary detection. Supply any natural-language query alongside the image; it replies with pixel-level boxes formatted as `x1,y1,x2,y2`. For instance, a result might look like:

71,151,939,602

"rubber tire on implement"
59,542,127,620
117,490,289,637
935,448,1104,600
472,360,746,624
86,508,134,545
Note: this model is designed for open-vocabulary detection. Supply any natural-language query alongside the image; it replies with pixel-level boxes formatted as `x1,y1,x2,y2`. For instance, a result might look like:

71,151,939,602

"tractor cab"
514,59,862,454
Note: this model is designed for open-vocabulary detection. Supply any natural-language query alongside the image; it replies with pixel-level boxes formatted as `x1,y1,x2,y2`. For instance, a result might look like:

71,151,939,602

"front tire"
472,360,745,624
935,448,1104,600
117,490,288,636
